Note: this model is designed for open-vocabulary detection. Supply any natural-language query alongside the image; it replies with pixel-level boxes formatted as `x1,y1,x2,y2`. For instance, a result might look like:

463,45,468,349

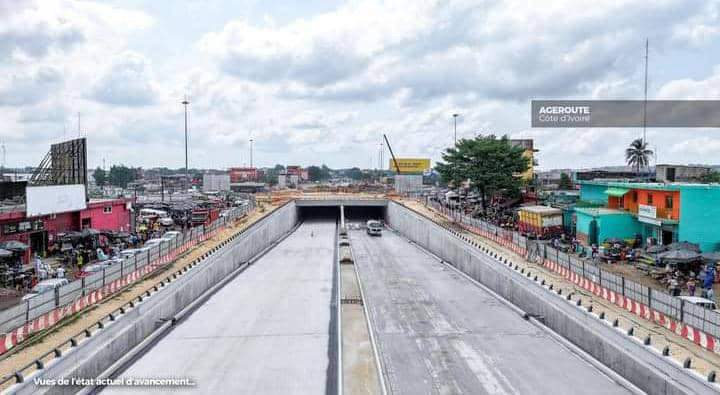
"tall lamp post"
452,113,460,145
249,138,254,168
182,97,190,191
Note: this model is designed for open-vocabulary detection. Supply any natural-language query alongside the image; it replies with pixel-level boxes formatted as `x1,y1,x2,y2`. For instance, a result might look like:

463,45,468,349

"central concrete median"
386,201,717,395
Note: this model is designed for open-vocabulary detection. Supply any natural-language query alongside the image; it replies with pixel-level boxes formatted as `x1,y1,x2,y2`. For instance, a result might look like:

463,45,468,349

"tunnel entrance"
298,206,340,221
296,205,386,223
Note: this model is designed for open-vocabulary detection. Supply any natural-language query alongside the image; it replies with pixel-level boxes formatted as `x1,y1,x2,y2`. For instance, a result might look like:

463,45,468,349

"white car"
120,247,152,260
678,296,717,310
144,238,164,248
22,278,69,301
159,217,174,227
162,231,181,241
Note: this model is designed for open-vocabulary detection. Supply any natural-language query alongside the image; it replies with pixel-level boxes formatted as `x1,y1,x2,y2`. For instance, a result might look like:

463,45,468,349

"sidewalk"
399,198,720,379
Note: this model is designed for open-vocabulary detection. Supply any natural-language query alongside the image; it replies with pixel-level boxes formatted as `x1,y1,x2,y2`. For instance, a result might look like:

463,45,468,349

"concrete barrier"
386,201,717,395
9,202,299,395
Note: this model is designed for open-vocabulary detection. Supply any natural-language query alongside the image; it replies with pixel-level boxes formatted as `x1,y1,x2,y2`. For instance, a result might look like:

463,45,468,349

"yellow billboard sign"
388,158,431,173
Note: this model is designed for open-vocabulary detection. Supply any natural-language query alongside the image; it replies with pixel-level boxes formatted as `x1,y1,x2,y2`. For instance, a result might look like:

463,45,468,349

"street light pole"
452,113,459,146
249,138,254,168
182,96,189,191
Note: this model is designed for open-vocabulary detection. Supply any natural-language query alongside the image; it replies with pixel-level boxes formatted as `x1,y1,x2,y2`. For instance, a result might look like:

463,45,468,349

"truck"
366,220,383,236
517,205,563,239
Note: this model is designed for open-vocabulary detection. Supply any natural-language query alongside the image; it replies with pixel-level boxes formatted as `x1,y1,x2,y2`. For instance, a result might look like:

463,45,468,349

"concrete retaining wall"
386,201,716,395
11,202,299,395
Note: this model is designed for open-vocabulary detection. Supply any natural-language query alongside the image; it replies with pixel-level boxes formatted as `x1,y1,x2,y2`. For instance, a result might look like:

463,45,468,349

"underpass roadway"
348,224,642,395
102,219,336,394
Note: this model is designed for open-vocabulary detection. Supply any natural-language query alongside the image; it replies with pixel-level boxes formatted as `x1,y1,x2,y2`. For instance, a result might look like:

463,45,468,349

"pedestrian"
77,253,84,270
56,266,65,279
704,266,716,290
708,287,715,302
687,279,696,296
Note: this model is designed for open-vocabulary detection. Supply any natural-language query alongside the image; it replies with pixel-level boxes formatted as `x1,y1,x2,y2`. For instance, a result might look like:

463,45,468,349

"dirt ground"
397,198,720,379
0,203,280,384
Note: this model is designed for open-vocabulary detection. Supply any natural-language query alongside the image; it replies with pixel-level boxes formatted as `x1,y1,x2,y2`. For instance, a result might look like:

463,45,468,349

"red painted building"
229,167,258,183
0,198,133,262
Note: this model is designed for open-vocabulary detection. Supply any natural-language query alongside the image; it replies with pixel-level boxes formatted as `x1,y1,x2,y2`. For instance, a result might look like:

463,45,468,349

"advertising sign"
388,158,431,173
26,184,87,217
638,204,657,219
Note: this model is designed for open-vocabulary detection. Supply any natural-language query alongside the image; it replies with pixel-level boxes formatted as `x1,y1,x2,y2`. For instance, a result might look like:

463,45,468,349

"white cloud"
0,66,63,106
90,52,159,107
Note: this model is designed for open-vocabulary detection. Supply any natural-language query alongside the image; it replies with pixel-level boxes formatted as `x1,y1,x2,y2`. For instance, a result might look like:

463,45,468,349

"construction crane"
383,134,401,175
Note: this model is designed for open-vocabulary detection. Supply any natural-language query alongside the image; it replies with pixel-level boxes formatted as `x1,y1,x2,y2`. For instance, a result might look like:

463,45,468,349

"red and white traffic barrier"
0,215,241,356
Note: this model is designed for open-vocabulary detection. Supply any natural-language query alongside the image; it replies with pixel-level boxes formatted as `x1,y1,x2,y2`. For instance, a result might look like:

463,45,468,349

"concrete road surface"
104,220,336,394
349,227,637,395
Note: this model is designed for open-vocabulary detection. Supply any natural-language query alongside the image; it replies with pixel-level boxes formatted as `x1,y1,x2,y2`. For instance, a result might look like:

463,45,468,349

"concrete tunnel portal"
296,201,387,221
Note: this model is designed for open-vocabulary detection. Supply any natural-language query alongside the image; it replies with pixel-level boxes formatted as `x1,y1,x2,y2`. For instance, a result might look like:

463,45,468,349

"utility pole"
453,113,459,145
643,38,649,146
77,112,81,137
182,96,189,191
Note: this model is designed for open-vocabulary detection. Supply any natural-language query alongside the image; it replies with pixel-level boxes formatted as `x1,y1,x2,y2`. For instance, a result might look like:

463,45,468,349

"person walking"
687,278,696,296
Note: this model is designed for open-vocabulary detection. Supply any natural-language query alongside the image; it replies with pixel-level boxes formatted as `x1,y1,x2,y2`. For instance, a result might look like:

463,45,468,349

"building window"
103,206,112,214
665,195,673,209
647,193,653,204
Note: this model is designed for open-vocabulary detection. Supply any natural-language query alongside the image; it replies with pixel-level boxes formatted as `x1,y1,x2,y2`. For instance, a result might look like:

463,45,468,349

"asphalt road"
104,220,336,394
349,227,637,395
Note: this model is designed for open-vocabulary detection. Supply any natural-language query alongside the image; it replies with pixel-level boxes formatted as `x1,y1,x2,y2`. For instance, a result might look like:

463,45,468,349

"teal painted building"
577,181,720,252
575,208,641,246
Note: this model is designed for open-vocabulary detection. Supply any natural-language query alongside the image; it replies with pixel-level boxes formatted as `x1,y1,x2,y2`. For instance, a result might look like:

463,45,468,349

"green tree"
307,165,322,181
108,165,137,188
347,167,363,180
435,135,529,210
700,171,720,183
558,172,573,190
625,138,653,175
94,167,107,187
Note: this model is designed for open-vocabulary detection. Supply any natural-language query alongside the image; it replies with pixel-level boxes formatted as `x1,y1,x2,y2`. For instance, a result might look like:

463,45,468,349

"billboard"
388,158,431,173
26,184,87,217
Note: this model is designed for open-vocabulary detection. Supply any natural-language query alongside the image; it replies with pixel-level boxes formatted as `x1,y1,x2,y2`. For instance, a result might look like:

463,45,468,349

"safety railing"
0,202,255,355
416,196,720,346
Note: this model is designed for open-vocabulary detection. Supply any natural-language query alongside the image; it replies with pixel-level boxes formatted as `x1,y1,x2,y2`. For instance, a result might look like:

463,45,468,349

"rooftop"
579,180,720,191
575,207,634,216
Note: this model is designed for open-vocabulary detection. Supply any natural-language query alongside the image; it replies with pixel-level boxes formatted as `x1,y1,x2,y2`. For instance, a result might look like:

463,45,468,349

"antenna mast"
643,38,648,146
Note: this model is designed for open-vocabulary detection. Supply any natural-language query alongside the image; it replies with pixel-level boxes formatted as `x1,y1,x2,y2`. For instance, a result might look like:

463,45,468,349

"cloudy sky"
2,0,720,171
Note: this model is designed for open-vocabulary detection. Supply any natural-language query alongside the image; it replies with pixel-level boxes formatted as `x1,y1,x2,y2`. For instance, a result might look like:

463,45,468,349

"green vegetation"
625,138,653,175
700,171,720,183
108,165,139,188
559,172,573,190
435,135,530,210
307,164,331,181
93,167,107,187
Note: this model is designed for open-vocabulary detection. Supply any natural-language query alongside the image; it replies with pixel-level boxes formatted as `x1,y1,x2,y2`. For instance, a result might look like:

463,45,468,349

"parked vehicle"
517,205,563,239
367,220,383,236
119,246,152,260
22,278,69,301
162,231,181,241
144,238,164,248
139,208,174,226
678,296,718,311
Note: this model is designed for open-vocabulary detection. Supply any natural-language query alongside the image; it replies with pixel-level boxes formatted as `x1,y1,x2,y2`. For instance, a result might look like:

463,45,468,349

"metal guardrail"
415,195,720,341
0,202,255,345
0,199,295,388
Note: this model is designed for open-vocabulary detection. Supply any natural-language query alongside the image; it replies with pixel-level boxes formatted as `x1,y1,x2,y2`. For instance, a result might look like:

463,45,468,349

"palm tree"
625,138,654,175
